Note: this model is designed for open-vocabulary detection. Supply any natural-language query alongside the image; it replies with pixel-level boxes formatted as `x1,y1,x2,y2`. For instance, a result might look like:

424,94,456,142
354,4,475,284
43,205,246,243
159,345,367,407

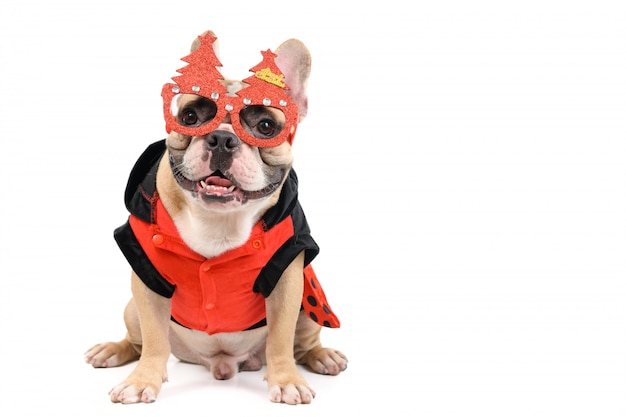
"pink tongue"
206,176,234,187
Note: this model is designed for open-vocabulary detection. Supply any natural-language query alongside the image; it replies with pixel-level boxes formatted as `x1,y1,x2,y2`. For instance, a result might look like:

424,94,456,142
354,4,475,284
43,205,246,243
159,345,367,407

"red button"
152,234,164,245
252,239,262,249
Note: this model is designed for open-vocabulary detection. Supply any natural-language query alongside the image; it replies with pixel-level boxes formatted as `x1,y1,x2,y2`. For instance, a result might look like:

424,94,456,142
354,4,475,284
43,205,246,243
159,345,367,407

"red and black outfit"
114,140,340,335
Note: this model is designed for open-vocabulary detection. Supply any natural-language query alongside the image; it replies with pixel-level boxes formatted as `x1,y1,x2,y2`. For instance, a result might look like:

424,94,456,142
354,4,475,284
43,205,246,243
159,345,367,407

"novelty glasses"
161,34,299,148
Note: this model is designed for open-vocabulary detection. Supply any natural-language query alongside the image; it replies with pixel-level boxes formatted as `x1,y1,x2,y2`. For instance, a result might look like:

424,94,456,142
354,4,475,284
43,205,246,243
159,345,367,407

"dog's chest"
172,208,258,259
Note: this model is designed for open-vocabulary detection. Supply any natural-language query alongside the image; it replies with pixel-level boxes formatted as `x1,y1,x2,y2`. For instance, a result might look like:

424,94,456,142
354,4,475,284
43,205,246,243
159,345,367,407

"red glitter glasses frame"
161,83,299,148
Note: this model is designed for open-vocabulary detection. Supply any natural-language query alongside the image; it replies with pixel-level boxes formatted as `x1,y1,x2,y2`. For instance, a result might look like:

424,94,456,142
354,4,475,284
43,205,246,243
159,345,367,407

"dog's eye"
239,106,284,139
256,119,276,136
181,110,199,126
176,97,218,128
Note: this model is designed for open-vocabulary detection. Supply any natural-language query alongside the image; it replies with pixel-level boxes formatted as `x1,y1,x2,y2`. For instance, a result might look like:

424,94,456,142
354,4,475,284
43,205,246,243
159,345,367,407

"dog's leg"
85,297,142,368
106,272,172,403
264,252,315,404
294,311,348,375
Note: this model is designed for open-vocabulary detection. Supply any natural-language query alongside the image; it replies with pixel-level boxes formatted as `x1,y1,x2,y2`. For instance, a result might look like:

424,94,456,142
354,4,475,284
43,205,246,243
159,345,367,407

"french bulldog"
84,30,347,405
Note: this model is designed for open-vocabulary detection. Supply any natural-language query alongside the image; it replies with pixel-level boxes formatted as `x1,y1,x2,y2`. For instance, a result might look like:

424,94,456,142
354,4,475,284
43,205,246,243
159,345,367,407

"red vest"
115,140,340,335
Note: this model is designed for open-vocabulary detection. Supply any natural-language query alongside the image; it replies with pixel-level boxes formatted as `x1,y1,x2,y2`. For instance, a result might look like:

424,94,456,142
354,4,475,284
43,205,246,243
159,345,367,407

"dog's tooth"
227,186,235,192
200,180,207,188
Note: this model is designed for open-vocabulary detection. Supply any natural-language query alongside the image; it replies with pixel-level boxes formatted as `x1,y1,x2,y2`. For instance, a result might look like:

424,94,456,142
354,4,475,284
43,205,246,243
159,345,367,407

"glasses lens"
239,105,286,140
170,94,219,129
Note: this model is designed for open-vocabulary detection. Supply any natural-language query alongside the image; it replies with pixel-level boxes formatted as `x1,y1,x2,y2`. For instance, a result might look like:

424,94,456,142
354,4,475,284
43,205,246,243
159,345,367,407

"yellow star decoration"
254,67,286,88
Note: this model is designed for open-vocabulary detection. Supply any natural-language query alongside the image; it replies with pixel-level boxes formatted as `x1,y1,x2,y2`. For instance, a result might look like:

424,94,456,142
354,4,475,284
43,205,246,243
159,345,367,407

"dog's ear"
275,39,311,122
190,30,220,57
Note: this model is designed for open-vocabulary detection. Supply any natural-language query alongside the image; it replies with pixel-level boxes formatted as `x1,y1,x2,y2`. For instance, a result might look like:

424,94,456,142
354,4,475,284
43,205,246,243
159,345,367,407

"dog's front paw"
265,364,315,404
268,383,315,405
109,367,168,404
109,382,158,404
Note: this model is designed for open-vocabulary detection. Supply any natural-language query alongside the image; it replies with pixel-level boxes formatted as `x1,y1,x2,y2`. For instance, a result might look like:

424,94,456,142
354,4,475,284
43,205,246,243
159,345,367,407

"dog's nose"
207,130,241,152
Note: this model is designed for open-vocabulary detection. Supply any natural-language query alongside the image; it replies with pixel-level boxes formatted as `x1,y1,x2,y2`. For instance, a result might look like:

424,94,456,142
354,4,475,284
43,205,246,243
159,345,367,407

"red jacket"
114,140,340,335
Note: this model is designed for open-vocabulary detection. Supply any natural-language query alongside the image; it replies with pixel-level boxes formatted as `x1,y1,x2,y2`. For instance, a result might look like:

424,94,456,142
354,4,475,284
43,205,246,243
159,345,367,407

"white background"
0,1,624,416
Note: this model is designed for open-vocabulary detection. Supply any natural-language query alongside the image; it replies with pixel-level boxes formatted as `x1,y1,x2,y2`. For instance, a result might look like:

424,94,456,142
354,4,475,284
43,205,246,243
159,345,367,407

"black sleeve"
113,220,176,298
253,202,320,298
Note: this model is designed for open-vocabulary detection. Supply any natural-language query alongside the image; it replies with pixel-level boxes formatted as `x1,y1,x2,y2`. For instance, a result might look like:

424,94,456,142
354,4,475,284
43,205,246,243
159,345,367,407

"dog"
84,30,347,405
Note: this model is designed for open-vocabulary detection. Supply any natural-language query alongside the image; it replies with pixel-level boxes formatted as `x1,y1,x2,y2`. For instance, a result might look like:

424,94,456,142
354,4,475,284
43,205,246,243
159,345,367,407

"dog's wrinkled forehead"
161,33,299,148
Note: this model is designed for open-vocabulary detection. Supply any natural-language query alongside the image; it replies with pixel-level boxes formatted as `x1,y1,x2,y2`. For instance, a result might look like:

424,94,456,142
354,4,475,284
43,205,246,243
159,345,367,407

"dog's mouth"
198,171,238,196
173,169,282,205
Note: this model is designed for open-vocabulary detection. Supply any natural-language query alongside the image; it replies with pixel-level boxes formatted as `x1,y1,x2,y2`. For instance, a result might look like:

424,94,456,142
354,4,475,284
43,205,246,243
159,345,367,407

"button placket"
200,262,217,312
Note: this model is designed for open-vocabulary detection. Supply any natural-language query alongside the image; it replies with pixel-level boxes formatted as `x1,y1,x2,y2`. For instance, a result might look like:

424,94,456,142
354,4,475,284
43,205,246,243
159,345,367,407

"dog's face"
165,84,293,210
163,32,310,213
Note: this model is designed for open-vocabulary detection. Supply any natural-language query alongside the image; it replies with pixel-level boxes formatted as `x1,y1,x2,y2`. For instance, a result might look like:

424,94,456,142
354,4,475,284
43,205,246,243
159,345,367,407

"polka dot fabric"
302,264,340,328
